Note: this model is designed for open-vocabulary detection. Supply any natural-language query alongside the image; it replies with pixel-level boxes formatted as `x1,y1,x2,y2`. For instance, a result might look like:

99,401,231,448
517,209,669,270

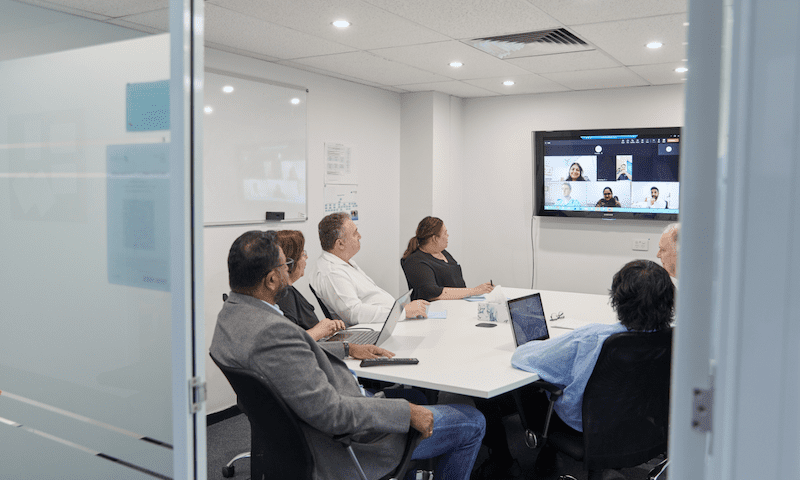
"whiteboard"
204,68,307,224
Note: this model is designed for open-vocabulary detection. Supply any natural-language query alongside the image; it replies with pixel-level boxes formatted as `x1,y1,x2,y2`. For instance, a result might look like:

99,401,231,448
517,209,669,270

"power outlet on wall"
632,238,649,251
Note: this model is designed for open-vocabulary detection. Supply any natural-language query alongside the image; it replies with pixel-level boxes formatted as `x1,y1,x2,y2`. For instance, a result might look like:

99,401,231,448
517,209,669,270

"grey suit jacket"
210,292,413,480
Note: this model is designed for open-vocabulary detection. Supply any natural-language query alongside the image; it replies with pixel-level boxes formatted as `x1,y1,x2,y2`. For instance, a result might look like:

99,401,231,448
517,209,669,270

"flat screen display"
534,127,680,220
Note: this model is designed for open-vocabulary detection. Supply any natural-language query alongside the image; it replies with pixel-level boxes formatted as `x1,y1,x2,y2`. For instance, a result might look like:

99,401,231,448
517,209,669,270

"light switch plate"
633,238,649,251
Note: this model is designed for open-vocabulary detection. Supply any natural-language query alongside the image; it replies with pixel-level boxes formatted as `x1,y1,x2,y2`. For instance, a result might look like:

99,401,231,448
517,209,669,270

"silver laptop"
507,292,550,347
323,289,412,346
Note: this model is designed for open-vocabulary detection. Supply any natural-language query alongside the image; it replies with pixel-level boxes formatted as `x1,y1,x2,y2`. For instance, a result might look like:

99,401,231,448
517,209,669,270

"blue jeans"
408,404,486,480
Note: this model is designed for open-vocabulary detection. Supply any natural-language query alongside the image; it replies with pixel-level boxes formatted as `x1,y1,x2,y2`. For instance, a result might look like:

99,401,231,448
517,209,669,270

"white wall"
455,85,686,295
399,92,465,289
203,49,404,413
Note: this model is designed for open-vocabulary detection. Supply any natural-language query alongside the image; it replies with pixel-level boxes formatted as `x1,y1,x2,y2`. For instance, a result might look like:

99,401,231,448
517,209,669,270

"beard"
275,279,290,300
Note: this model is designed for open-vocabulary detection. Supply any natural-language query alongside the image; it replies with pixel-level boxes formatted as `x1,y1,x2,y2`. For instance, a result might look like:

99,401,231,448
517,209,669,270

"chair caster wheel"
221,465,235,477
524,429,540,449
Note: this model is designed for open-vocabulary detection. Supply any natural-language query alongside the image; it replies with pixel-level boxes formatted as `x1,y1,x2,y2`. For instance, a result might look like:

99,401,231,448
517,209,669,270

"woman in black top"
275,230,345,340
595,187,622,207
401,216,494,301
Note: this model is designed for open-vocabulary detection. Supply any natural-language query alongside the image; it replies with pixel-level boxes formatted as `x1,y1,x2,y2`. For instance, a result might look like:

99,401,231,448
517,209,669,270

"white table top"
344,287,618,398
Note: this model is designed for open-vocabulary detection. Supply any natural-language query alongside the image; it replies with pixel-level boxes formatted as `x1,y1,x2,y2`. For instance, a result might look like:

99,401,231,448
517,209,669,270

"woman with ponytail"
401,216,494,301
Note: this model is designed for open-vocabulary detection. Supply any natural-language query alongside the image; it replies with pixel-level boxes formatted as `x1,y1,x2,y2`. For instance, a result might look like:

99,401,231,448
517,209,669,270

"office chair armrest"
531,379,565,399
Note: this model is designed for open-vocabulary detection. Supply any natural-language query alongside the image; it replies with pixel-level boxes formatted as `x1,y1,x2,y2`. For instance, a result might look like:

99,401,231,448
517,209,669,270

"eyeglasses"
302,250,308,258
273,258,294,270
549,311,564,321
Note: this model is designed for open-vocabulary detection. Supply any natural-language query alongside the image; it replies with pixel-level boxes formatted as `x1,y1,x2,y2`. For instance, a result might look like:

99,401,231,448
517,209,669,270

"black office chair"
307,284,344,322
217,294,251,477
521,328,673,480
210,354,420,480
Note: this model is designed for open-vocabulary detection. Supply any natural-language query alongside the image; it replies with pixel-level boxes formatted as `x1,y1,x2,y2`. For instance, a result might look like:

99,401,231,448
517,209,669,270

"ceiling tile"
123,4,357,60
572,14,688,66
507,50,621,73
276,59,389,89
396,80,500,98
209,0,449,50
540,67,649,90
464,74,570,95
371,41,531,80
361,0,560,39
527,0,687,26
290,51,451,86
22,0,166,18
629,62,687,85
206,42,282,63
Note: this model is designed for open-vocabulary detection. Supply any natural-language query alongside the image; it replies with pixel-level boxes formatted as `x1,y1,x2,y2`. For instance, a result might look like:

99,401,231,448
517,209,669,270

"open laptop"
507,292,550,347
322,289,412,346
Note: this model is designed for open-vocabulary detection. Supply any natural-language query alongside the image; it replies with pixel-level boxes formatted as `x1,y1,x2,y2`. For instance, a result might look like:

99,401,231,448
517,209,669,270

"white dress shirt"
311,251,395,324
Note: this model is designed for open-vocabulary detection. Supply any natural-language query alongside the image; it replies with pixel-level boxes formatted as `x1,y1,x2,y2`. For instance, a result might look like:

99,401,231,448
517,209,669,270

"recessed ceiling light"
646,42,663,49
503,80,515,86
683,22,690,26
675,67,688,73
222,85,234,93
204,106,213,114
290,98,301,105
332,20,350,28
449,61,463,68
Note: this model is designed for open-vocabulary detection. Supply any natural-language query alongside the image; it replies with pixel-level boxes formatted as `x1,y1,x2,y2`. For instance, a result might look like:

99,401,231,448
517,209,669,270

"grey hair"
662,222,680,254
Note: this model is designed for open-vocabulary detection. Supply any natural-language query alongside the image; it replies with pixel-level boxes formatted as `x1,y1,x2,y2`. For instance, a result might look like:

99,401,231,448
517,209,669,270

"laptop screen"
375,289,412,346
507,293,550,346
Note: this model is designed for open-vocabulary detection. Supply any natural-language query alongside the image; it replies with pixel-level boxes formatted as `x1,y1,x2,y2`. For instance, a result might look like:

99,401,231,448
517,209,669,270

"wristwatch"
342,341,350,358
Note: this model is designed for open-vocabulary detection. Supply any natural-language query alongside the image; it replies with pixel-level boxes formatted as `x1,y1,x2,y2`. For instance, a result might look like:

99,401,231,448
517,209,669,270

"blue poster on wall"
126,80,169,131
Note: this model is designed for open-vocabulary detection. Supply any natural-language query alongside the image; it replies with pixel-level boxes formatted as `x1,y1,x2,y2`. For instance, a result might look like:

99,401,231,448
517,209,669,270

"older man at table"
657,222,679,285
211,230,486,480
311,212,428,324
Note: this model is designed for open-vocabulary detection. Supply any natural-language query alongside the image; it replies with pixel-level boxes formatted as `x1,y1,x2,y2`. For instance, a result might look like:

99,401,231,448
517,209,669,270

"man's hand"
405,299,430,319
409,404,434,439
307,318,346,341
349,344,395,360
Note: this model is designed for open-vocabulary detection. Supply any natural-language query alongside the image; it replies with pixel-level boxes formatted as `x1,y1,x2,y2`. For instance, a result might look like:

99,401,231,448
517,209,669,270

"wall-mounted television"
534,127,680,221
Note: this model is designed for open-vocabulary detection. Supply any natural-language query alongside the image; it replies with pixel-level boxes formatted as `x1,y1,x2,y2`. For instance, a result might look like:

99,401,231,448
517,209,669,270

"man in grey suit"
211,230,485,480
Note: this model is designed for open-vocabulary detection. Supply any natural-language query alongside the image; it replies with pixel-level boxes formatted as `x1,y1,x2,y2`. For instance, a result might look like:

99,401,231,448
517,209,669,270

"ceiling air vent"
467,28,591,59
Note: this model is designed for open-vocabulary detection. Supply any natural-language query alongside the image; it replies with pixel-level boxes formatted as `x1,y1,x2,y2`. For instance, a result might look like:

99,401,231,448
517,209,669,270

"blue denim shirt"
511,322,629,431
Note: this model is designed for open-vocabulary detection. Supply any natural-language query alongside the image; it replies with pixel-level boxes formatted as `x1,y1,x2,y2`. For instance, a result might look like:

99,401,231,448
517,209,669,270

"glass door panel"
0,1,199,477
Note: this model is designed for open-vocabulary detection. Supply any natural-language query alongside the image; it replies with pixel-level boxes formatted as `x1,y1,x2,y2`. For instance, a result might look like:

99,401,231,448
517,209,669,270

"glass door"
0,0,204,478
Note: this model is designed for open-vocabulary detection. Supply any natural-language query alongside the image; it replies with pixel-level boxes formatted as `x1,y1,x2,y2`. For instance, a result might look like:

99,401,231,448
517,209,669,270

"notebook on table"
322,289,412,346
507,292,550,347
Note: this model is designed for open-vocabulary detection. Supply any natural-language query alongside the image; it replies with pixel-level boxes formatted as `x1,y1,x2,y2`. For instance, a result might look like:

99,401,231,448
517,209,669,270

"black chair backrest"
581,328,673,470
308,284,341,320
210,355,314,480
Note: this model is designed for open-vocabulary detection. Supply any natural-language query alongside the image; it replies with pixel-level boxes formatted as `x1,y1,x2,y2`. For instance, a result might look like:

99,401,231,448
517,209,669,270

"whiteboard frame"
203,67,308,226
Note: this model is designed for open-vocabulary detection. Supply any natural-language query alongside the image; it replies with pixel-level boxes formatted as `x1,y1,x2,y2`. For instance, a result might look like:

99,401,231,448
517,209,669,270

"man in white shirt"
312,212,428,324
656,222,679,286
647,186,668,209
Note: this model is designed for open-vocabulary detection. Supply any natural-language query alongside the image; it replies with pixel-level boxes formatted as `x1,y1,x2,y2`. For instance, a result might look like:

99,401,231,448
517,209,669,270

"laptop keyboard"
327,330,380,345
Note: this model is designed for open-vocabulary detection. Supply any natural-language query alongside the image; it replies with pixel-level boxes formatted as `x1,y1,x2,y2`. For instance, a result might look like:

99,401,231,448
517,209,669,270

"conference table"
344,288,618,399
